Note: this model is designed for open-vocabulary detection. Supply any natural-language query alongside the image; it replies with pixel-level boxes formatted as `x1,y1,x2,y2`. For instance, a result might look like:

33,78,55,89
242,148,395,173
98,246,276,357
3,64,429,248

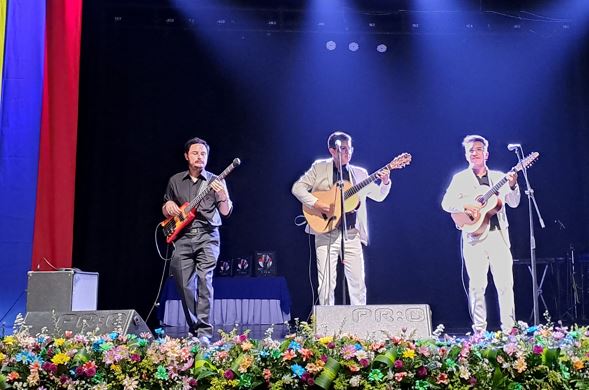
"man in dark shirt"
162,137,233,341
441,134,520,333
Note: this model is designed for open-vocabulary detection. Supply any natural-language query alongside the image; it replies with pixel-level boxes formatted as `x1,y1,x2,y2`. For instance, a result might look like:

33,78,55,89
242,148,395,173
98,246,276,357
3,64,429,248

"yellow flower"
51,353,71,365
319,336,333,345
111,364,122,375
3,336,15,345
54,338,66,347
402,349,415,359
0,352,5,364
238,355,254,373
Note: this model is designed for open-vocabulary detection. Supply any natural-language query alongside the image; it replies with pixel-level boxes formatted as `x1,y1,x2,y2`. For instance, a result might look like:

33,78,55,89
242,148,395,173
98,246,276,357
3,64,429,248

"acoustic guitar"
303,153,412,234
160,158,240,243
451,152,539,236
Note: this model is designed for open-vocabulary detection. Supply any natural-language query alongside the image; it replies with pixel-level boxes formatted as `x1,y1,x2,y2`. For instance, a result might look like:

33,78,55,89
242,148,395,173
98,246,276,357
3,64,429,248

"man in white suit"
442,135,520,333
292,131,391,305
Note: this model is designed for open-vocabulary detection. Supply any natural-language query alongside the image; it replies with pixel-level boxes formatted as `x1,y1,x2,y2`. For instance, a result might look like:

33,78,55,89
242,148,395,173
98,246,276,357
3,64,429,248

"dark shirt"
474,171,500,231
164,170,230,230
332,164,357,230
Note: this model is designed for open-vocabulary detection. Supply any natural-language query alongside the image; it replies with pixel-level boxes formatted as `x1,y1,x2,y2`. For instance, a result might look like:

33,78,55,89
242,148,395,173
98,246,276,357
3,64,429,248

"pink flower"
263,368,272,381
394,359,403,369
533,345,544,355
394,372,407,382
282,349,296,361
224,370,234,380
436,373,449,384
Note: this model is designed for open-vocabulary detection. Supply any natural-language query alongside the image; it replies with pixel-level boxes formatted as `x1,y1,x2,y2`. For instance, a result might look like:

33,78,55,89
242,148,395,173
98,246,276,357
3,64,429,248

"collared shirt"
474,171,500,231
332,164,357,229
164,170,231,230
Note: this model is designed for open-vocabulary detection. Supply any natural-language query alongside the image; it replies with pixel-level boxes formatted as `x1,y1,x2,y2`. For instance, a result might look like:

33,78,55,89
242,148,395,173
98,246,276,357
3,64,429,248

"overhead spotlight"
348,42,359,52
376,44,387,53
326,41,336,51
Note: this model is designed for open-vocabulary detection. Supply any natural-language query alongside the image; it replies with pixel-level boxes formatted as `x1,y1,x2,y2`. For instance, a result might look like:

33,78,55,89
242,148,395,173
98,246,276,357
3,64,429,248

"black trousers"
170,228,219,338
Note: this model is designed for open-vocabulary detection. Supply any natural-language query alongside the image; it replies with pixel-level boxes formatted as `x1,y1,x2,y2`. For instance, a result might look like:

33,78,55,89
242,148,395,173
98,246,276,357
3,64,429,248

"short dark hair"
327,131,352,149
462,134,488,151
184,137,210,154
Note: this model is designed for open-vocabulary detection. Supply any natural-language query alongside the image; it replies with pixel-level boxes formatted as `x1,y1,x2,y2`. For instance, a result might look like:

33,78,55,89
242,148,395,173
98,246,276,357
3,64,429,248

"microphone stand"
514,145,545,325
335,145,349,305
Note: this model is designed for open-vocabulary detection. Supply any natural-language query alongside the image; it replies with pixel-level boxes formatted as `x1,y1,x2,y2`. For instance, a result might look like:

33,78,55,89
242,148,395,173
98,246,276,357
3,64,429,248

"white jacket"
292,158,391,245
441,168,520,247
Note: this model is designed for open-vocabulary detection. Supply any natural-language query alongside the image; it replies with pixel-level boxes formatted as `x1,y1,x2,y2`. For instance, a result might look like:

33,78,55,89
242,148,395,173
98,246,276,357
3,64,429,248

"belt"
187,226,217,234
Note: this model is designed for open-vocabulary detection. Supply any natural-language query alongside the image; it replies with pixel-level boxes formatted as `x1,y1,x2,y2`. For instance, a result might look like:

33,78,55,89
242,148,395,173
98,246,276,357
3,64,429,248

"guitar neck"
186,164,235,212
344,165,388,198
480,170,512,203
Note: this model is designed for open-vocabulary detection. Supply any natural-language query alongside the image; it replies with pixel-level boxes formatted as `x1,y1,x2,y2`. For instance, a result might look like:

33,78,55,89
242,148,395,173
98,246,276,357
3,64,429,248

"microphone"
507,143,521,151
334,140,342,149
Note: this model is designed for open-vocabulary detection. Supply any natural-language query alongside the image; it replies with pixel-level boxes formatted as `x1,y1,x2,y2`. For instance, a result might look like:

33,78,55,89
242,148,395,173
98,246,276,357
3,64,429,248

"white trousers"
463,230,516,333
315,229,366,306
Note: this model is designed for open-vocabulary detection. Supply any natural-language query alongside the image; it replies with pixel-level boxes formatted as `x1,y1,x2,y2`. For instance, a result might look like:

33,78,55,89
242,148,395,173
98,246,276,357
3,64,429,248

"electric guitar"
451,152,539,236
161,158,241,243
303,153,412,234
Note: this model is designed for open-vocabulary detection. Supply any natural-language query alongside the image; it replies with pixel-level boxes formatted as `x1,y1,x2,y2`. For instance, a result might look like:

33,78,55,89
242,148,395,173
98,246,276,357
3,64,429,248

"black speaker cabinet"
27,270,99,312
23,310,151,337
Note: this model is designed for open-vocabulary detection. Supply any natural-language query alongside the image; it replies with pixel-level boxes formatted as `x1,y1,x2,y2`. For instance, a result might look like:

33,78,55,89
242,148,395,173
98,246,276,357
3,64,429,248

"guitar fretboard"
344,166,389,198
187,160,239,212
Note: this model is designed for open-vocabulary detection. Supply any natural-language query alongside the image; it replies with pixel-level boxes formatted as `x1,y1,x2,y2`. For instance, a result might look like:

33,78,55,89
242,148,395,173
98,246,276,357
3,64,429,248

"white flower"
349,375,362,387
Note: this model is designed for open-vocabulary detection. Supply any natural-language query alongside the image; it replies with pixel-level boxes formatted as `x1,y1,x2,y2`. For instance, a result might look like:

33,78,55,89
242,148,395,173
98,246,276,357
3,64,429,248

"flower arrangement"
1,316,589,389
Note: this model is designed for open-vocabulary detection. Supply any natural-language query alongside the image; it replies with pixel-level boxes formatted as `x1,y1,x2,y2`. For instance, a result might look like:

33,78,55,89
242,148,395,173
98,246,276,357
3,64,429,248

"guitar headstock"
513,152,539,172
387,152,412,170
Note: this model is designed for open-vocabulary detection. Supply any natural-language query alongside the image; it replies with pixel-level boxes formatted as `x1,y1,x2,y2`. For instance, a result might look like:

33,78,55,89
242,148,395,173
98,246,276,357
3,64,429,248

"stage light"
348,42,359,52
376,44,387,53
326,40,336,50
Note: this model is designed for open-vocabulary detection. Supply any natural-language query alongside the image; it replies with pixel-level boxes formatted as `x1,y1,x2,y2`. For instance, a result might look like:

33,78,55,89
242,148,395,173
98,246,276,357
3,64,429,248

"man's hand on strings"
164,201,182,217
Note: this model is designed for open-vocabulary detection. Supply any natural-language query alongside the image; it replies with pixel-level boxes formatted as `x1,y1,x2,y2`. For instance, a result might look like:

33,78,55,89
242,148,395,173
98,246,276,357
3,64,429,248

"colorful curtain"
0,0,82,329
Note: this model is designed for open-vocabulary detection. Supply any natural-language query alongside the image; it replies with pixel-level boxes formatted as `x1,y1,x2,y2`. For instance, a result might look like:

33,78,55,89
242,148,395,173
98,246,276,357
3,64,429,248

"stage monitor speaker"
27,270,99,312
23,310,151,337
314,304,432,340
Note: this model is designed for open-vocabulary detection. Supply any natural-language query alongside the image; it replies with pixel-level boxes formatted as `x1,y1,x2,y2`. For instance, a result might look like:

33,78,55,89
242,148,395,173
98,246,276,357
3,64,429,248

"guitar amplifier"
27,270,99,312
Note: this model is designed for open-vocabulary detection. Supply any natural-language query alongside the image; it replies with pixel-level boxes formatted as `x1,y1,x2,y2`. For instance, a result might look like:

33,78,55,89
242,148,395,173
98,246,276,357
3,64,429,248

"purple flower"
224,370,235,380
533,345,544,355
416,366,428,378
42,362,58,374
394,359,403,369
359,358,369,367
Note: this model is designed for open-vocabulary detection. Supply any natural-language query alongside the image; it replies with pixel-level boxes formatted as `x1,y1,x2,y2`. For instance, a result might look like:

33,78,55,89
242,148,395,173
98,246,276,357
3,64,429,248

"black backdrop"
74,0,589,331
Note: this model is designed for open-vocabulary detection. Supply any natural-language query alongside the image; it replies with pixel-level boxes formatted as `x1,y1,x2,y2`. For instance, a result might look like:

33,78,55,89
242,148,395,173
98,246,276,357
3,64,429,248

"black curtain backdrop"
75,1,589,330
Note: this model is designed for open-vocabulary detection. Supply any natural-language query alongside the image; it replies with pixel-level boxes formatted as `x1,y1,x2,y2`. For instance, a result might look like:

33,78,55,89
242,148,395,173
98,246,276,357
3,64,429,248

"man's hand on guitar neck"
464,204,482,220
506,171,518,189
313,200,334,215
376,168,391,185
163,201,182,218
